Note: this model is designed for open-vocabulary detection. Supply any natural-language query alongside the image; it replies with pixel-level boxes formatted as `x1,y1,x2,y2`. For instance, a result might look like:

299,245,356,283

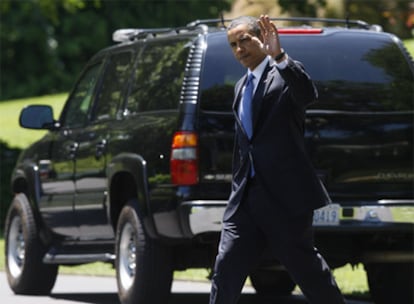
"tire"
115,200,173,304
250,268,296,296
4,193,58,295
365,262,414,304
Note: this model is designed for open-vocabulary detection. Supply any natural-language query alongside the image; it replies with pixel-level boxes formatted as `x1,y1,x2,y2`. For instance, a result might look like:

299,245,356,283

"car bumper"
183,199,414,236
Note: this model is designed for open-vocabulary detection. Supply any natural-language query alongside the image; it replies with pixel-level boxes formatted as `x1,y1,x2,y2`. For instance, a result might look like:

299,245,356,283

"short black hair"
227,16,261,37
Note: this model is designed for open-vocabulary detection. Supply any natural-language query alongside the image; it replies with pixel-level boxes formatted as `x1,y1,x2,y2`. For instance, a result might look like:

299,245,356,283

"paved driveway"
0,272,373,304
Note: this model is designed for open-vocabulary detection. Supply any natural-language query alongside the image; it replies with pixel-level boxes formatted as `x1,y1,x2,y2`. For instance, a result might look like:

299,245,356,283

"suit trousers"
209,177,345,304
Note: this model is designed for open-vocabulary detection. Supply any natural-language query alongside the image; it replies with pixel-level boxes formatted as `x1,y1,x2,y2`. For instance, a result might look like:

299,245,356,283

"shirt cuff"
275,54,288,69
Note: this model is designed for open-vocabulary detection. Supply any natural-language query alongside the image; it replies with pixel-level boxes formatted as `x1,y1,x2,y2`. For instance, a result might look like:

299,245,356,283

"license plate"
313,204,340,226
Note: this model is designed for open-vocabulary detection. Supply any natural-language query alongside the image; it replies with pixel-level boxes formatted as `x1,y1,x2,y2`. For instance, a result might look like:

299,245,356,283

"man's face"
227,24,265,70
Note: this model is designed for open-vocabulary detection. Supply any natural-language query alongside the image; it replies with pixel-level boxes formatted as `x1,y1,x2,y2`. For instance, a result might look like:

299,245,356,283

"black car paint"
13,27,413,253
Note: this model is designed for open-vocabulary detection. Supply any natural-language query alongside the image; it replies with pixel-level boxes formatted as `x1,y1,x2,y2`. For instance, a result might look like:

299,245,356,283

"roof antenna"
345,12,350,28
220,12,225,28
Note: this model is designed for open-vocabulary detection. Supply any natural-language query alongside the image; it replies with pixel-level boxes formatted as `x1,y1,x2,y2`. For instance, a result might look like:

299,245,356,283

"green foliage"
0,0,232,101
344,0,412,39
1,0,411,101
279,0,326,16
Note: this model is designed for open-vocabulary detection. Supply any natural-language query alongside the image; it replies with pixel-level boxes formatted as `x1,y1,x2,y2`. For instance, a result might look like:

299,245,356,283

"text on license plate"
313,204,340,226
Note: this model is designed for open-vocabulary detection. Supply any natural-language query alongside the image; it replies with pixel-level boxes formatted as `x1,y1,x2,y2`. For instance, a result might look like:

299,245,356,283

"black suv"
5,18,413,304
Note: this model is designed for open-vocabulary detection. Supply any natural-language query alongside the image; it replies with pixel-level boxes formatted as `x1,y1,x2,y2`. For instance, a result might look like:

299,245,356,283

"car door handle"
95,139,107,160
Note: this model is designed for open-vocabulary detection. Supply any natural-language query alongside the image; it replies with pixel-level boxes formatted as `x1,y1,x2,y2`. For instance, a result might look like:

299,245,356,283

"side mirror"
19,105,58,130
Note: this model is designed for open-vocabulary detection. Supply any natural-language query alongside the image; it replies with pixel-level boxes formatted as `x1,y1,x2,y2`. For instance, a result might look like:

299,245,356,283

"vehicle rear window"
200,33,244,112
200,31,413,112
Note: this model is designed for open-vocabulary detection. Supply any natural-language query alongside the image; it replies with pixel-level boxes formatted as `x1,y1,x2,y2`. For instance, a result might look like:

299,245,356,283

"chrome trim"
43,253,115,264
186,200,414,236
378,199,414,205
340,205,414,224
187,200,226,235
179,37,203,105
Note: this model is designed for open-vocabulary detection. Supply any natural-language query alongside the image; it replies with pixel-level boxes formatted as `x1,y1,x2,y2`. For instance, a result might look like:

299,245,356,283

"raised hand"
253,15,284,60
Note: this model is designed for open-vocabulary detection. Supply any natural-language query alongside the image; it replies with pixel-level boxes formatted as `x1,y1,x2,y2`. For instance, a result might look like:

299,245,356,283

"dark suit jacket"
224,57,331,221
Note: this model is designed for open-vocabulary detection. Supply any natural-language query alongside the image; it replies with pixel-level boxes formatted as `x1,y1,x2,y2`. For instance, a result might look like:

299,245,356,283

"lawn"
0,94,67,149
404,38,414,54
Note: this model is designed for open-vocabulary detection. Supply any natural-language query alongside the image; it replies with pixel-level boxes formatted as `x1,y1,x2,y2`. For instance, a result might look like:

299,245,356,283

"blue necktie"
240,73,255,177
239,73,255,139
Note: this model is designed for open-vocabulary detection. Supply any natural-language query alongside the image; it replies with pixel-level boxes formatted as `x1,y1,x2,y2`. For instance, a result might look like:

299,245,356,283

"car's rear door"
74,50,135,240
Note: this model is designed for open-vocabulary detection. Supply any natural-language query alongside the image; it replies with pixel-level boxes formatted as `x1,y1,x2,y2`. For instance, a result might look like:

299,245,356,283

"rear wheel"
250,268,296,296
115,200,173,304
365,262,413,304
4,193,58,295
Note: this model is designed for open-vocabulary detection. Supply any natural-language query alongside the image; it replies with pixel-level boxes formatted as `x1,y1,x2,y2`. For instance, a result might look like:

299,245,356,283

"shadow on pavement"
170,293,307,304
49,292,330,304
51,293,118,304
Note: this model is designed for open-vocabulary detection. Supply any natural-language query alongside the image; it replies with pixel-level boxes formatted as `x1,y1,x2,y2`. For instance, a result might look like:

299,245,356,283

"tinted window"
127,38,190,112
200,31,414,112
200,33,244,112
61,62,103,128
93,51,134,121
285,32,413,112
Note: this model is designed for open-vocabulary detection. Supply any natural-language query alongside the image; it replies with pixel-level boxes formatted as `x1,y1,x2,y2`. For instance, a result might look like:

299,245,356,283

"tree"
0,0,95,100
0,0,232,101
343,0,412,39
279,0,326,16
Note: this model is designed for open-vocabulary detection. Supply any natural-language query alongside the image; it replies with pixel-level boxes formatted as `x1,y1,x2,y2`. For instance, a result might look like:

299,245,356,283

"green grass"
404,38,414,55
333,264,369,296
0,93,67,149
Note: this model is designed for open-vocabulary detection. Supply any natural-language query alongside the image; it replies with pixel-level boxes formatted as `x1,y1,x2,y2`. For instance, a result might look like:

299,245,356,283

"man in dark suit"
209,15,345,304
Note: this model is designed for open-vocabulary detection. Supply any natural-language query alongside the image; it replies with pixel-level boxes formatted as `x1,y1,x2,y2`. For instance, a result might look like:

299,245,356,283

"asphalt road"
1,272,374,304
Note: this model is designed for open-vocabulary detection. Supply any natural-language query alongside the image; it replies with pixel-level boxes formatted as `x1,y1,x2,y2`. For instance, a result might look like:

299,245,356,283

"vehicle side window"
62,62,103,128
127,39,189,113
93,51,134,121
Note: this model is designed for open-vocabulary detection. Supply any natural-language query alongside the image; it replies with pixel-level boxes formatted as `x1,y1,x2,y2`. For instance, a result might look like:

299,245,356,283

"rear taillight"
170,131,198,185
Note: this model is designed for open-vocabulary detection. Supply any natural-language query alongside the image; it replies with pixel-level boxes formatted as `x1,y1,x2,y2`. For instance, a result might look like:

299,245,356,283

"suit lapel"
233,74,248,136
